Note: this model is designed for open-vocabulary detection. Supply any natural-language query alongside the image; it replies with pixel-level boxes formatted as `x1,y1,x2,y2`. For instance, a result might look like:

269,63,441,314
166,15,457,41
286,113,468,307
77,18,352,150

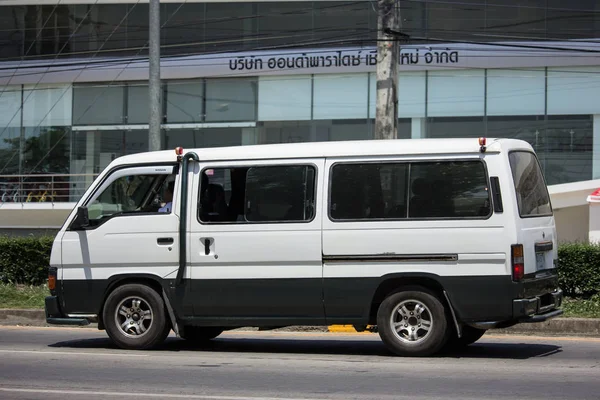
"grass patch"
0,283,48,309
561,295,600,319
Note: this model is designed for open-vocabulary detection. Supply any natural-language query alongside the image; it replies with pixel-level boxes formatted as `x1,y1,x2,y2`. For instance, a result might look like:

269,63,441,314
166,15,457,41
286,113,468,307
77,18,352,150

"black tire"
181,326,224,343
445,326,486,349
103,284,171,350
377,288,449,357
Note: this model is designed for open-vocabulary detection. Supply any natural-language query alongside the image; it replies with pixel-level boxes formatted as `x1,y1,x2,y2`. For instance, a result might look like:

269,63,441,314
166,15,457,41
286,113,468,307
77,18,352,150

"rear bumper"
45,296,91,326
466,288,563,330
513,288,563,321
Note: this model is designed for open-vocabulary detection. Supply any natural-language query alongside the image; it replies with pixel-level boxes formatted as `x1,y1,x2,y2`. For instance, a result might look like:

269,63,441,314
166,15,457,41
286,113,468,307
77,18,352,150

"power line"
2,1,600,62
3,34,600,73
407,0,600,14
0,0,143,174
3,21,600,65
0,1,62,95
15,0,191,175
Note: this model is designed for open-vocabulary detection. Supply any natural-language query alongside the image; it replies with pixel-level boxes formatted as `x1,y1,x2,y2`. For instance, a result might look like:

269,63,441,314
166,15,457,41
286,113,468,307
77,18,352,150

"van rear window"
509,151,552,218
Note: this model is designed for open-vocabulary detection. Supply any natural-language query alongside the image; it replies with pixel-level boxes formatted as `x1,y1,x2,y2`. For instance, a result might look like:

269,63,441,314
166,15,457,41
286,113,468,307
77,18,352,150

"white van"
45,138,563,356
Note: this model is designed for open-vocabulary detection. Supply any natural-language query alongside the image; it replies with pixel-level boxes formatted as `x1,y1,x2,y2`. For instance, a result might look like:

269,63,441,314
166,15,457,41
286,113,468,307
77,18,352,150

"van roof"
112,137,533,166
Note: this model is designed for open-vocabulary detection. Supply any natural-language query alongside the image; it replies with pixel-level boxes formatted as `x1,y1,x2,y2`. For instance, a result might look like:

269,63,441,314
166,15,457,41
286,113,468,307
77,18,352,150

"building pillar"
593,115,600,179
242,127,258,145
85,131,98,187
411,118,426,139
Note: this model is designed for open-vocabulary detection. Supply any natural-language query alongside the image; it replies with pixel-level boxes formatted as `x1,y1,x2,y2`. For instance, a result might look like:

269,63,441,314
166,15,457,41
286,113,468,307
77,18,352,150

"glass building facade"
1,0,600,202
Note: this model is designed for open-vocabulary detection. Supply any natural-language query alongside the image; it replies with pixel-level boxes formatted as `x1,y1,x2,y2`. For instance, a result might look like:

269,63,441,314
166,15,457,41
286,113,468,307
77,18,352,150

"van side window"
330,161,490,221
199,165,316,223
330,163,408,220
409,162,490,218
88,174,174,221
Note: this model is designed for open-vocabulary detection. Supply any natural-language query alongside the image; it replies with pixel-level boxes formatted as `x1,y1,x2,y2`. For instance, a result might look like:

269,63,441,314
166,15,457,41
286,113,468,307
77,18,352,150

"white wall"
554,205,589,244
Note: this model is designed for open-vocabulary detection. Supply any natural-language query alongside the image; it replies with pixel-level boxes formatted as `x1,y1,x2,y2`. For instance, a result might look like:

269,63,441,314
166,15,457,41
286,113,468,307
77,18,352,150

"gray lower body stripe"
322,254,458,263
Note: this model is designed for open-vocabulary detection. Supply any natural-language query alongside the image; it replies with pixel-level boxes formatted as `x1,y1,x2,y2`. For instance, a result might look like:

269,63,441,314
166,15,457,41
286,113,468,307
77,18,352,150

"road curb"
1,309,599,337
496,318,600,337
0,309,45,323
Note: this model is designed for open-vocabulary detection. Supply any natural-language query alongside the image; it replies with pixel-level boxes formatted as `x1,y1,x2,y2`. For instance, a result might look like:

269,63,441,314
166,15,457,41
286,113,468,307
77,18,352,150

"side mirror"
71,206,90,230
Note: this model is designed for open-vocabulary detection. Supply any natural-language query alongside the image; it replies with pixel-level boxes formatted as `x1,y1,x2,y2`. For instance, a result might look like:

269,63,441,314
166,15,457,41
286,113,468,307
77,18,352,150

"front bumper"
513,288,564,322
45,296,91,326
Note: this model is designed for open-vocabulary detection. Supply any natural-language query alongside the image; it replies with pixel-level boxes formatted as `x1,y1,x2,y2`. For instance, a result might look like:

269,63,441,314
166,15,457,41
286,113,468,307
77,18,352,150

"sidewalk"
2,308,599,337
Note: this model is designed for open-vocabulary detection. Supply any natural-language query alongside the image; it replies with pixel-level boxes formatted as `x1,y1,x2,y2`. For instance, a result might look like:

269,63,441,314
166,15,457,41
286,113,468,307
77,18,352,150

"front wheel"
377,288,449,357
103,284,171,350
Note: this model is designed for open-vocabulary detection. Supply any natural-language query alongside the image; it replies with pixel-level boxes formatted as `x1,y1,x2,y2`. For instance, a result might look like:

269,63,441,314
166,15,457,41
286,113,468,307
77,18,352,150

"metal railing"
0,174,98,203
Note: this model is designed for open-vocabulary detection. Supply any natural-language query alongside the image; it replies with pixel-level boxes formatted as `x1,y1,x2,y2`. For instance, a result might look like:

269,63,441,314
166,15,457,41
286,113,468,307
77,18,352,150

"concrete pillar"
593,115,600,179
85,131,98,188
411,118,426,139
241,127,258,145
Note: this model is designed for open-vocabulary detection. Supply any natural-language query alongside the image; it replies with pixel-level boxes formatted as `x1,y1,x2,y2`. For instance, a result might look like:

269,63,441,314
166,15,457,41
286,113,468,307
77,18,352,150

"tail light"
48,267,57,295
511,244,524,282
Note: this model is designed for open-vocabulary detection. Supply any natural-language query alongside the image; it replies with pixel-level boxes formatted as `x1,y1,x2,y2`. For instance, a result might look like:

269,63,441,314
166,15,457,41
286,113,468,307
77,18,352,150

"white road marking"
0,387,326,400
0,349,147,357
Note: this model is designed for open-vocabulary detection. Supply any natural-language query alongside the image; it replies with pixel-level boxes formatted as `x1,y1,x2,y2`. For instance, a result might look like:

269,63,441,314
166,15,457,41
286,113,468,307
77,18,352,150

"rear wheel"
103,284,171,350
181,326,224,343
377,288,449,357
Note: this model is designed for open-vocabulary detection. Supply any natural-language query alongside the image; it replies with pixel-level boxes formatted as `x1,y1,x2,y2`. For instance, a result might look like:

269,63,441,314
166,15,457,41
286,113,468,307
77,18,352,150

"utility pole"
148,0,162,151
374,0,400,140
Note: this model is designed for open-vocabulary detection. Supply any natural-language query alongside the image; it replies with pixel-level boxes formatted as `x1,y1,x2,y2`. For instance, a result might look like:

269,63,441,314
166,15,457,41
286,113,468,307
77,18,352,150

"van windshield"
509,151,552,218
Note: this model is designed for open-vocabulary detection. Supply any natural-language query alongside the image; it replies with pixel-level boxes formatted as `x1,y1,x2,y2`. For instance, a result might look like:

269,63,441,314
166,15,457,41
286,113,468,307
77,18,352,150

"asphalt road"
0,326,599,400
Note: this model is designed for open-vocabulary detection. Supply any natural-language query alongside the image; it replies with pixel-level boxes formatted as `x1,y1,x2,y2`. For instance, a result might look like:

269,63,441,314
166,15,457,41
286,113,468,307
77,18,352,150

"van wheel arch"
369,274,455,325
98,275,167,331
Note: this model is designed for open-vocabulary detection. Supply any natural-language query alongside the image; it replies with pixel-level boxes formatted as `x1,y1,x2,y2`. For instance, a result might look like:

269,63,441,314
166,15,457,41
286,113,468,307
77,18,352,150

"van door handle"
157,237,174,245
204,238,210,255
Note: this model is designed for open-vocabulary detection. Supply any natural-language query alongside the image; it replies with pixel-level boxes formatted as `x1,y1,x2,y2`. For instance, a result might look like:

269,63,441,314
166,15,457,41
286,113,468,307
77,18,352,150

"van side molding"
323,254,458,263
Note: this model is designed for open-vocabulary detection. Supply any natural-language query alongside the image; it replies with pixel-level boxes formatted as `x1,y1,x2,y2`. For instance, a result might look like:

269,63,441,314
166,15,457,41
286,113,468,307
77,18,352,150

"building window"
487,115,593,185
205,2,257,52
198,165,316,223
165,80,204,123
256,2,313,48
126,84,149,124
205,78,257,122
543,115,593,185
258,75,312,121
163,127,244,149
71,130,148,174
314,119,372,142
426,117,485,139
73,85,125,125
257,121,312,144
547,67,600,116
427,70,485,117
486,69,545,116
313,74,369,120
